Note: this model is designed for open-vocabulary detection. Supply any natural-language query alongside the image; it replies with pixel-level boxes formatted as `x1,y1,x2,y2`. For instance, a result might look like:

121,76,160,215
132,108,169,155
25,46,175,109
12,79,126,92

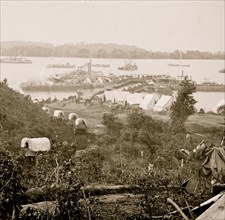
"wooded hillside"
1,41,224,59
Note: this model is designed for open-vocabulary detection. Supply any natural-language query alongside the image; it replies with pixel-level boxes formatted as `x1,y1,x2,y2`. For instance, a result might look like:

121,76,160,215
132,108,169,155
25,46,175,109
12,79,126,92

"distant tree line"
1,41,224,59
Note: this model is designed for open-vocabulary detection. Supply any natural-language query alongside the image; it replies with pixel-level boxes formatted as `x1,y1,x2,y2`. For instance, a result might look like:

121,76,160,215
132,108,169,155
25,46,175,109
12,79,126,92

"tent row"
83,77,111,85
103,90,173,111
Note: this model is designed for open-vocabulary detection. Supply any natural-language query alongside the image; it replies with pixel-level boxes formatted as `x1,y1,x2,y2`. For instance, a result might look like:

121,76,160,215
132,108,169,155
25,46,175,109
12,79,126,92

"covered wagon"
53,110,64,119
21,137,51,152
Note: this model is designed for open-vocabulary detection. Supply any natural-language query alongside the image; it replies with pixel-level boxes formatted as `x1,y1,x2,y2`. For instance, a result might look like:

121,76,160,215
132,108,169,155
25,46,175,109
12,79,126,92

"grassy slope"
1,82,224,184
0,82,74,149
47,100,224,141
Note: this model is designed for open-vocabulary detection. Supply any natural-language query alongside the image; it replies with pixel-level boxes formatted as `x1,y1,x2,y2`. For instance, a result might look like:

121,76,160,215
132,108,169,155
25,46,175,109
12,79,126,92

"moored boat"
0,56,32,64
196,84,225,92
20,82,95,92
168,64,190,67
92,64,110,68
118,63,138,71
46,63,76,68
169,83,225,92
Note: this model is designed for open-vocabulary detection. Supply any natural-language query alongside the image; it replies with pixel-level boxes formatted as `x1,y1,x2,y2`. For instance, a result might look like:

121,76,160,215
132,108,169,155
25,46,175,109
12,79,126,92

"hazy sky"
1,0,224,52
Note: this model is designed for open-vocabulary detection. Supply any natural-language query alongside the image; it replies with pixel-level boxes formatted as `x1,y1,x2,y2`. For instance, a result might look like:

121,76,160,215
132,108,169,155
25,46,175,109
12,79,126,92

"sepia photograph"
0,0,225,219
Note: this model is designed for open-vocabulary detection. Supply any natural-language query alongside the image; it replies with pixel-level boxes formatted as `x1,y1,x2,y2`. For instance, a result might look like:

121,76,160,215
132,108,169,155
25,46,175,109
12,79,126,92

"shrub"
170,77,197,129
103,113,124,136
217,104,225,115
0,150,27,219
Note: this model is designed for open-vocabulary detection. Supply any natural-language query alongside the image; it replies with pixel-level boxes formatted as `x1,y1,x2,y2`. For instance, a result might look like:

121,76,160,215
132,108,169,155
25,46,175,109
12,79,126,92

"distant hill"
0,81,74,148
0,41,224,59
1,41,53,49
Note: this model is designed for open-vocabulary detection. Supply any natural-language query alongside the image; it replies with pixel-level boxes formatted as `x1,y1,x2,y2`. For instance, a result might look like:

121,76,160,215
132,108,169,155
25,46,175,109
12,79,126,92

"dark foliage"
170,77,197,130
217,104,225,115
0,150,27,219
103,113,124,136
1,41,224,59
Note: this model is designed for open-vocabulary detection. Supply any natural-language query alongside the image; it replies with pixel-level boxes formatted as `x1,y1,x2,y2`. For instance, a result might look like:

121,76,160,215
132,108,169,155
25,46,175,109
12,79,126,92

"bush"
217,104,225,115
103,113,124,136
170,77,197,129
0,150,27,219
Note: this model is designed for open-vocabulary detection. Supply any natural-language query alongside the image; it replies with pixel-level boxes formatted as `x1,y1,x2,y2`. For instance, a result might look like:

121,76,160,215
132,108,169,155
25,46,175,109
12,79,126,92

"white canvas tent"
83,77,92,84
213,99,225,113
21,137,51,152
104,90,114,102
139,94,158,110
95,77,104,84
148,80,155,85
111,91,129,104
153,95,173,112
125,93,144,106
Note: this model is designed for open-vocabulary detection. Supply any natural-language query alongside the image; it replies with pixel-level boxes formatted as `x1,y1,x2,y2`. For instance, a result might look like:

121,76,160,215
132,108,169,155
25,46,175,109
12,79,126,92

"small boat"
0,56,32,64
92,64,110,68
118,63,138,71
219,68,225,73
118,62,138,71
20,81,94,92
118,55,138,71
46,63,76,68
168,64,190,67
168,51,190,67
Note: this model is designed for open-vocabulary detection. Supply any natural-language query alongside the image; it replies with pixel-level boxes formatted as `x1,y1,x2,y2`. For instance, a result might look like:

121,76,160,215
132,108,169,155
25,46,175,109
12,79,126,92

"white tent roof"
148,80,155,85
126,93,144,106
139,94,158,110
213,99,225,113
112,91,129,103
104,90,114,102
153,95,173,112
83,77,92,84
96,77,104,84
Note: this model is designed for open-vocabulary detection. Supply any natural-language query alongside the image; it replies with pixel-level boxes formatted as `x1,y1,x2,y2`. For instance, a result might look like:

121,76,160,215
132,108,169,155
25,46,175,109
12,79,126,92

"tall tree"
170,76,197,129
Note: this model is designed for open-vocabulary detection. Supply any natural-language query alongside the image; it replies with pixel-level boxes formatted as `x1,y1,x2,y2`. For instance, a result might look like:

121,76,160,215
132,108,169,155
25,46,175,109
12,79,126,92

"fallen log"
20,201,58,216
20,193,145,219
24,184,143,204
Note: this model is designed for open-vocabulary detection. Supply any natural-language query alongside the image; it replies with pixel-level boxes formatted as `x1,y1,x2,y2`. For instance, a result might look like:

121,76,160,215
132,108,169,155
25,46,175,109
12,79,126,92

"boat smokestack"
88,59,92,74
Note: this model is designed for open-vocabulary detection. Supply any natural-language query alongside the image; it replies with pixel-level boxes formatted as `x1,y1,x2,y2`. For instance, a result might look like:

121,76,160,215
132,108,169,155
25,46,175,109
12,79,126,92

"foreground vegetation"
0,81,224,219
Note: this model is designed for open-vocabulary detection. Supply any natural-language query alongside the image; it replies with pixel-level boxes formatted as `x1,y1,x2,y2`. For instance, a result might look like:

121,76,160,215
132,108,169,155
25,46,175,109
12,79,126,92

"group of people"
184,130,225,151
176,130,225,166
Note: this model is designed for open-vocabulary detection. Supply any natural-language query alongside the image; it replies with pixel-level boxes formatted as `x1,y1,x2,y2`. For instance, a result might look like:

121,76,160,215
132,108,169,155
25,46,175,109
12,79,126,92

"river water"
0,57,224,111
